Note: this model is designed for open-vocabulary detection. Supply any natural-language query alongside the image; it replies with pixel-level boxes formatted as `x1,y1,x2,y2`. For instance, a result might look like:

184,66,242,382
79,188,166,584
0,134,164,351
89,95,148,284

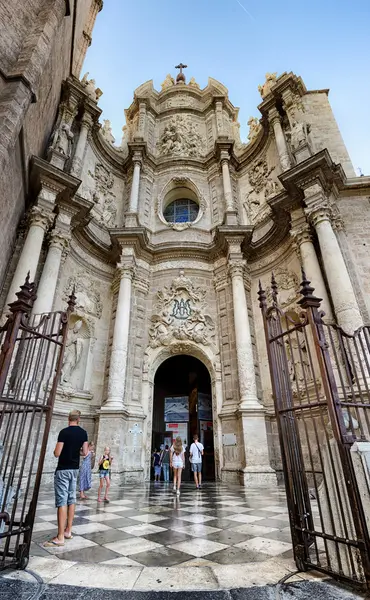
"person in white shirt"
170,436,185,496
189,434,204,490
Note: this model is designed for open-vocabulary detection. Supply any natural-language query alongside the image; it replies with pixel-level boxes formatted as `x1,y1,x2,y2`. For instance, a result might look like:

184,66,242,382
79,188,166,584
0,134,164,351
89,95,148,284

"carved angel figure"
247,117,261,142
149,311,173,348
258,72,278,99
81,72,102,102
61,320,84,385
101,119,115,144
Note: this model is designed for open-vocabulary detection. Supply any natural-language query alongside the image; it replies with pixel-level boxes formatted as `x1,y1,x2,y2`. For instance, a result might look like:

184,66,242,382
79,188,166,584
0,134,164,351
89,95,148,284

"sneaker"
176,490,180,496
173,486,176,493
199,485,202,489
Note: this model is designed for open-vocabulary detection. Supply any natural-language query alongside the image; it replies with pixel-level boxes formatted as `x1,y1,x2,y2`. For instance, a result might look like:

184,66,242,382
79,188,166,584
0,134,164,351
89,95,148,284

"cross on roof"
175,63,187,84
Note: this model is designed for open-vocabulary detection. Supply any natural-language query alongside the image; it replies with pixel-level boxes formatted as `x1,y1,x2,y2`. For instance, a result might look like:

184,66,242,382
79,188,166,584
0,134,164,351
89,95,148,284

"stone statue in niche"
81,72,103,102
50,122,74,157
285,333,313,395
149,271,215,348
100,119,115,144
290,119,311,152
247,117,261,142
258,72,278,99
61,320,84,385
161,74,175,90
157,115,204,158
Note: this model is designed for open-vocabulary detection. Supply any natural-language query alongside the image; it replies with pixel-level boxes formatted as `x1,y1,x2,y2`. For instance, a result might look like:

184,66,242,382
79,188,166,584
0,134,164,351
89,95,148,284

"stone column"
269,107,291,171
4,207,52,309
229,258,276,485
291,223,333,319
70,112,93,177
229,260,261,409
125,153,142,227
307,203,363,333
221,151,238,225
32,229,70,315
104,263,135,410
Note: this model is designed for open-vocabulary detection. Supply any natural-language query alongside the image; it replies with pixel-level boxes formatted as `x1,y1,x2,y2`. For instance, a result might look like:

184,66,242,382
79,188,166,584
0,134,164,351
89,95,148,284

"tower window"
163,199,199,224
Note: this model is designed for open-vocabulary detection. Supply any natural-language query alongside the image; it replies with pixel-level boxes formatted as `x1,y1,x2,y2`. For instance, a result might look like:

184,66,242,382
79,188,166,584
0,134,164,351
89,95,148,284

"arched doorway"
152,355,215,481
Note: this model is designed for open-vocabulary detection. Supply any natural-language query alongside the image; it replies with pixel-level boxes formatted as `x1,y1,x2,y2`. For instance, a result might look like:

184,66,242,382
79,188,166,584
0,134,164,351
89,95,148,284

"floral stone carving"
149,271,215,348
63,272,103,319
157,115,205,158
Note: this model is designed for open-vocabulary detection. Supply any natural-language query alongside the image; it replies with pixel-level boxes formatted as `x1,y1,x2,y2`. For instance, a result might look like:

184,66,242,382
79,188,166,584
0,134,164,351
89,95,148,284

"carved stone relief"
163,95,196,109
247,117,262,142
265,268,300,308
89,163,117,227
149,271,215,348
63,272,103,320
157,116,205,158
60,316,91,391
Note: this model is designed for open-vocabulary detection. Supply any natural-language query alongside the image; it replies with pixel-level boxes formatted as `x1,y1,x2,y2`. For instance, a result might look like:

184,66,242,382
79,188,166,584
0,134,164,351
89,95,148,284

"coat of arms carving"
149,271,215,348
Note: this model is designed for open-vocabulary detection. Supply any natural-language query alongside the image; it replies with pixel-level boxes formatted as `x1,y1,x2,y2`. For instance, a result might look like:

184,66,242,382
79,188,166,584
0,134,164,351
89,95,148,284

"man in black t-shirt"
45,410,88,547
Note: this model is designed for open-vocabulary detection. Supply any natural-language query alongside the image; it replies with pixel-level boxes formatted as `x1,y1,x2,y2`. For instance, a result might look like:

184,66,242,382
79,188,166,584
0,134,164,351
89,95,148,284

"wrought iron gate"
0,276,74,569
259,270,370,588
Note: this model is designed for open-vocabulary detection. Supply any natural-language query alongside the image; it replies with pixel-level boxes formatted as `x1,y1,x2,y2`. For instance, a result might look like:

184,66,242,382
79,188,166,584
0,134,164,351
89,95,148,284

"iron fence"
259,270,370,589
0,275,74,569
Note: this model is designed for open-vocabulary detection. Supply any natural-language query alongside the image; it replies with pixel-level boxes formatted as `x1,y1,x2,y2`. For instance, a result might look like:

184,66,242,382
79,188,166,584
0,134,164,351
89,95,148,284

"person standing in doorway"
160,444,171,483
171,436,185,496
190,434,204,490
153,448,161,482
45,410,88,547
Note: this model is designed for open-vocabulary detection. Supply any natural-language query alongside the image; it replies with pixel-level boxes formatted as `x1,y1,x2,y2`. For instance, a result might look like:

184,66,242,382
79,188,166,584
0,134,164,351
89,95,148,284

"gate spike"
258,280,267,310
298,270,322,309
271,272,278,304
67,285,77,313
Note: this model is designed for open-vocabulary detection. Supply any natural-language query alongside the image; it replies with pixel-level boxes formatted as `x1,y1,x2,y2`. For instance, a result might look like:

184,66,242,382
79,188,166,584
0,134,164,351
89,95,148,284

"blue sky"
83,0,370,174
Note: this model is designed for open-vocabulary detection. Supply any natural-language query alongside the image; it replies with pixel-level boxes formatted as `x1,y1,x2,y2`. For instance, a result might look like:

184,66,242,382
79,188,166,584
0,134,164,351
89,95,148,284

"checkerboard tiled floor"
32,482,293,567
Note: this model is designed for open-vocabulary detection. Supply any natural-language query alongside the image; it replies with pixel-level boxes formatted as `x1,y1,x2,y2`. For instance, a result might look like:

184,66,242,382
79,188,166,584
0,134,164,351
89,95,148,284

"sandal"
64,533,73,540
104,498,110,503
44,538,64,547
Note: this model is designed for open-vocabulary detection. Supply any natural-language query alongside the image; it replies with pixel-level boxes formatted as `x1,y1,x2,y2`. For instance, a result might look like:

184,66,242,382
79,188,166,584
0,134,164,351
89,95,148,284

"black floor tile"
82,528,136,545
59,544,121,563
204,545,268,565
128,546,192,567
205,530,254,545
142,530,194,546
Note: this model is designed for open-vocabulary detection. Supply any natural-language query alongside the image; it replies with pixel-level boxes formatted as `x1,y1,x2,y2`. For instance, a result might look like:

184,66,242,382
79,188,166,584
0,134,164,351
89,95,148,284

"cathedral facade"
2,63,370,485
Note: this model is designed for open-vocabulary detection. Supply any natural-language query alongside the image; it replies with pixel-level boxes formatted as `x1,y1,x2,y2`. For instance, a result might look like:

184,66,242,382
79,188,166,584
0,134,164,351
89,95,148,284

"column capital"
305,202,332,228
290,223,312,246
228,259,246,278
28,206,53,231
268,106,281,125
117,262,136,281
132,151,143,167
81,111,94,129
48,228,71,252
220,149,230,164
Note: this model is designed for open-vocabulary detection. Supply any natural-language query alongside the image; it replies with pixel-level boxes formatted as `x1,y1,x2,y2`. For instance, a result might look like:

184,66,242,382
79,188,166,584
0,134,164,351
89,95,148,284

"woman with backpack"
170,436,185,496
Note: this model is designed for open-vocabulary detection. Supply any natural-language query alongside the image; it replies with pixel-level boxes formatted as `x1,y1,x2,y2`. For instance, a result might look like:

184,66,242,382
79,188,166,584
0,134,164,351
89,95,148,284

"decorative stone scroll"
157,115,205,158
149,271,215,348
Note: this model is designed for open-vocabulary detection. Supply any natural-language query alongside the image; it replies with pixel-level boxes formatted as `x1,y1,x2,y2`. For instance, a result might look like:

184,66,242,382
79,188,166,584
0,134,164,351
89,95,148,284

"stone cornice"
278,149,346,202
30,156,81,200
257,71,307,118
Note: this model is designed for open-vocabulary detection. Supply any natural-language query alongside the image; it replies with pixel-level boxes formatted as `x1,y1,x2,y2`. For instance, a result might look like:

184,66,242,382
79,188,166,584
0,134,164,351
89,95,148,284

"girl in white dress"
170,436,185,496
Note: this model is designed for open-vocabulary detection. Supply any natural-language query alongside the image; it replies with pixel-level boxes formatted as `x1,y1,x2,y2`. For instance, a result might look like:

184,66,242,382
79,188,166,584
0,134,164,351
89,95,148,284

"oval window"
163,199,199,224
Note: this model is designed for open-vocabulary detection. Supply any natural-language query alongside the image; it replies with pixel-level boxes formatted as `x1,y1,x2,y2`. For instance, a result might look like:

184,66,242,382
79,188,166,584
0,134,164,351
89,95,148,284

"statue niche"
60,317,92,391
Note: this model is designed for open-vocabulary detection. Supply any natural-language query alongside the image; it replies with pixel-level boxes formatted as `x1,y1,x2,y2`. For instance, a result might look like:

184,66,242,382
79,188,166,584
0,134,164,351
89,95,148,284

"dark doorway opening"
152,355,215,482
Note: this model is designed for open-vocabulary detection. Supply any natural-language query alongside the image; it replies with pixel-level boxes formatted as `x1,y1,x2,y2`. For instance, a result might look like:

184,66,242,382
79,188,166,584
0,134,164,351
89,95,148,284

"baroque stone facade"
2,59,370,486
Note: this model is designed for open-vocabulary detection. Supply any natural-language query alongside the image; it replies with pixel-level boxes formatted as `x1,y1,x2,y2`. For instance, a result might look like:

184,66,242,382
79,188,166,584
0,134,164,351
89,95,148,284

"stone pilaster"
305,189,363,334
268,107,291,171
